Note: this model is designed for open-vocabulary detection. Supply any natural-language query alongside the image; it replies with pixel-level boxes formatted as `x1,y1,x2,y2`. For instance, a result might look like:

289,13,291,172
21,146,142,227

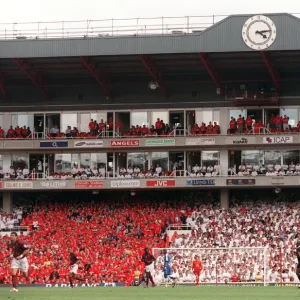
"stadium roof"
0,13,299,58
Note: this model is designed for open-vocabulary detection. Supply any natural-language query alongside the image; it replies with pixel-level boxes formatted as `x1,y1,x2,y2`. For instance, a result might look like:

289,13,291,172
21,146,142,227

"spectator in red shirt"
237,115,244,134
89,119,96,135
282,115,289,132
245,116,253,131
155,118,162,135
213,122,220,134
274,115,282,132
6,126,15,138
229,117,236,134
0,127,4,138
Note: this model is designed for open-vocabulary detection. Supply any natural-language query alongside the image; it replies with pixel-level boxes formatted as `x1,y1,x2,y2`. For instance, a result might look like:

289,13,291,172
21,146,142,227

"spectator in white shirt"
155,165,162,176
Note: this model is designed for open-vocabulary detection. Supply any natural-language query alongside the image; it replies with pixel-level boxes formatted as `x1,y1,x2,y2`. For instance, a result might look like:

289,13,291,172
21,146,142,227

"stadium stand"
0,191,299,285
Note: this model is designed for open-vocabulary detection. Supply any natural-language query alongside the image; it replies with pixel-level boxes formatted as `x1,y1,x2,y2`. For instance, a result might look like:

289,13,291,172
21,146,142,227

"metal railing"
1,14,299,40
0,15,230,40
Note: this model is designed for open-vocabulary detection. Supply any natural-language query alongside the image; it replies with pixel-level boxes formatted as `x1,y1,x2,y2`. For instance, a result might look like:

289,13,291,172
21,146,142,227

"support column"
3,191,12,213
220,189,229,210
219,149,229,176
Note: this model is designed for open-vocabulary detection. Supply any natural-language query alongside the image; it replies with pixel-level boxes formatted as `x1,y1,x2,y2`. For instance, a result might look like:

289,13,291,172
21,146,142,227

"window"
91,153,107,170
55,154,71,173
202,110,213,125
283,151,299,165
80,114,90,132
80,153,91,169
61,114,77,132
264,151,281,166
131,112,148,126
152,152,168,171
241,150,263,165
127,152,148,171
12,154,29,170
280,108,298,126
152,111,168,126
229,110,245,120
91,113,107,122
201,151,219,166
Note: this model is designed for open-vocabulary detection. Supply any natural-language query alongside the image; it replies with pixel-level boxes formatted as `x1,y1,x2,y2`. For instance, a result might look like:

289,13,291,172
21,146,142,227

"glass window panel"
80,113,90,132
152,111,168,126
11,154,29,170
131,112,148,126
201,151,219,166
18,114,33,128
283,150,299,165
152,152,168,171
61,114,77,132
241,150,260,165
71,154,79,168
229,110,246,121
12,115,18,128
280,108,298,126
169,152,184,171
0,155,3,169
213,110,220,123
264,151,281,165
91,153,107,172
91,113,107,122
55,154,71,173
202,110,213,125
127,152,148,172
195,111,202,125
0,115,3,128
80,153,91,169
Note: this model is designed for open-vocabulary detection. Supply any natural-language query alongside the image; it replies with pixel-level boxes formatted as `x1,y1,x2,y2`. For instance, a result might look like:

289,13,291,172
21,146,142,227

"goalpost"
152,247,270,286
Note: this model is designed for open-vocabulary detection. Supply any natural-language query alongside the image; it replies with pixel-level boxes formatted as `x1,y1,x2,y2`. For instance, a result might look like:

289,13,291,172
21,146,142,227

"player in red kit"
141,247,156,287
192,255,202,286
7,232,30,292
69,252,86,288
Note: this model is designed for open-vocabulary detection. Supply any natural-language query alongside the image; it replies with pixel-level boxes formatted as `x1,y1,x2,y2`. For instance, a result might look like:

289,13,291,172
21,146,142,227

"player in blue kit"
163,249,172,287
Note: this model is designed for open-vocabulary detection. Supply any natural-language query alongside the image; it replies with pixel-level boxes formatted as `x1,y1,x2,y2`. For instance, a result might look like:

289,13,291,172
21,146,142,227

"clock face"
242,15,276,50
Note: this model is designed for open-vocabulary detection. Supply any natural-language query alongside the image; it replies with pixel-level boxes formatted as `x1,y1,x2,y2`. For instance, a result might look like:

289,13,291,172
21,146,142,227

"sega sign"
263,136,293,144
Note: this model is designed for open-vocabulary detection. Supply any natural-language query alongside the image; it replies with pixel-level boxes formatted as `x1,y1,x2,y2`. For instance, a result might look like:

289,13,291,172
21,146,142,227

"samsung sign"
186,179,215,186
74,140,103,148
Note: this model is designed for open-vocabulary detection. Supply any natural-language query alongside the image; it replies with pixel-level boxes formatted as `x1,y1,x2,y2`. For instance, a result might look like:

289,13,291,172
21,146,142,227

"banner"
110,180,140,188
186,179,215,186
145,139,176,146
263,136,293,144
4,181,33,189
40,181,67,188
226,179,255,185
146,180,176,187
225,137,256,144
74,140,103,148
40,141,68,148
74,181,104,188
110,140,139,147
185,138,215,146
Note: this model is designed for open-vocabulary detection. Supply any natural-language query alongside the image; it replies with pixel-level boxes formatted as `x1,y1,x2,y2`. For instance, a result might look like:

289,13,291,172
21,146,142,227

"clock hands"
255,30,271,39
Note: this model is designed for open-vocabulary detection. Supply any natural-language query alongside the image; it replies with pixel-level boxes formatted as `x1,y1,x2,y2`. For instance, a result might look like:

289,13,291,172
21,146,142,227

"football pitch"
0,286,299,300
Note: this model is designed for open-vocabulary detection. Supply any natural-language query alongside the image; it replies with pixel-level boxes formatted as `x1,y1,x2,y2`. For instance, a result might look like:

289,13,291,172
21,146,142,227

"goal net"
152,247,269,286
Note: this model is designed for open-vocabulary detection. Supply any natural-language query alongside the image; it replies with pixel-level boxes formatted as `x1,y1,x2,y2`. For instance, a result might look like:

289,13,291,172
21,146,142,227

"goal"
152,247,269,286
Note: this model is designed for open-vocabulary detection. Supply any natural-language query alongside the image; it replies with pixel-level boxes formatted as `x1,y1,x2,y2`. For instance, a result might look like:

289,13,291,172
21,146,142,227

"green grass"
0,286,300,300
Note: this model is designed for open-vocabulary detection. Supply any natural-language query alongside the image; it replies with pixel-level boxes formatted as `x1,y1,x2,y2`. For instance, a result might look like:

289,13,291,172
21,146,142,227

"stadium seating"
0,195,299,285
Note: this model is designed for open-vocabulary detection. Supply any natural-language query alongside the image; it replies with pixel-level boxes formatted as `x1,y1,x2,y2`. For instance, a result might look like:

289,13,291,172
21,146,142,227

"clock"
242,15,276,50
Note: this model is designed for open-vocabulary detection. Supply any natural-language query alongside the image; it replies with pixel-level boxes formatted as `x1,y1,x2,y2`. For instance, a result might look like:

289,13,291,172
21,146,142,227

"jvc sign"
146,180,176,187
263,136,293,144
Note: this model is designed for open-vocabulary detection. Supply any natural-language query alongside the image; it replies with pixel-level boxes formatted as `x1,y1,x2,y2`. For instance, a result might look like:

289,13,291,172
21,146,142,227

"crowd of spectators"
153,196,300,284
228,114,300,135
229,162,300,177
0,192,300,285
0,193,190,285
0,166,30,180
0,126,32,139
